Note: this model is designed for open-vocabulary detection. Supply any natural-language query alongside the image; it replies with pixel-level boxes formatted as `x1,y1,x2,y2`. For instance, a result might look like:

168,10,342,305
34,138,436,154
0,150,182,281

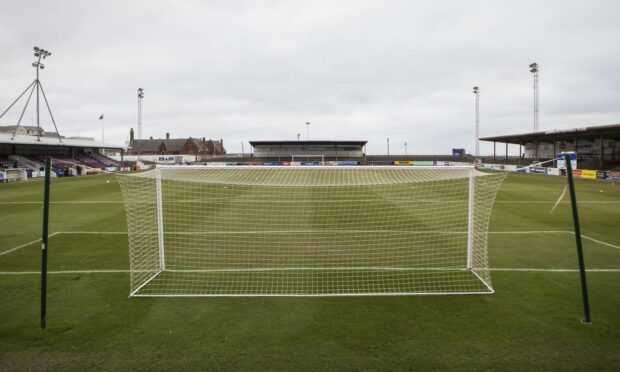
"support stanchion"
564,154,592,324
40,156,52,329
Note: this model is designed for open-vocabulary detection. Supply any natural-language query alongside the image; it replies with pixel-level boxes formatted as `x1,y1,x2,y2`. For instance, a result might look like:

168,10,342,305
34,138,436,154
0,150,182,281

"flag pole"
100,114,105,155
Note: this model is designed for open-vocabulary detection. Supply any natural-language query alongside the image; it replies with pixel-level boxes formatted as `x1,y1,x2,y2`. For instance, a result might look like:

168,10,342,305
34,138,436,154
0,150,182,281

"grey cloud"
1,0,619,155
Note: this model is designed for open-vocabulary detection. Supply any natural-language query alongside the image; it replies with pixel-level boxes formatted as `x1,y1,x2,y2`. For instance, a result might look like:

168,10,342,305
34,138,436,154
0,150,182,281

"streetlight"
306,122,310,140
473,86,480,158
387,137,390,156
529,63,539,132
297,133,300,141
137,88,144,162
404,141,408,156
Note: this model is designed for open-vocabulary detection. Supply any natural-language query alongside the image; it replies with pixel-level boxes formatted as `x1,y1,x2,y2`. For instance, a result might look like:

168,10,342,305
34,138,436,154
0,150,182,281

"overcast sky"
1,0,619,155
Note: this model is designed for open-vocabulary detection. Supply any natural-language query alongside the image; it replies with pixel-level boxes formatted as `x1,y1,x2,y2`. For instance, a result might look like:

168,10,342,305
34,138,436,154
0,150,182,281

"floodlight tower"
473,86,480,158
530,63,539,132
1,46,61,143
33,47,50,141
137,88,144,162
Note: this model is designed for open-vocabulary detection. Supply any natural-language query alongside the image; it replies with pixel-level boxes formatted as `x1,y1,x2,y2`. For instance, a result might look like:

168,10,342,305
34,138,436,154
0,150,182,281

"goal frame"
291,154,325,163
122,165,497,298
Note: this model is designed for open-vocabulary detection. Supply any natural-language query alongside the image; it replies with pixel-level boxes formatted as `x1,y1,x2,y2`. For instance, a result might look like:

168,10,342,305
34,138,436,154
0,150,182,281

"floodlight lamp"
32,62,37,67
40,65,45,69
34,46,39,51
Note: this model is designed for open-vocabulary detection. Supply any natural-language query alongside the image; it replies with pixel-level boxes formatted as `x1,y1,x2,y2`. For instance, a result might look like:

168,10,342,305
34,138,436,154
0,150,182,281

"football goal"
116,166,505,297
291,154,324,163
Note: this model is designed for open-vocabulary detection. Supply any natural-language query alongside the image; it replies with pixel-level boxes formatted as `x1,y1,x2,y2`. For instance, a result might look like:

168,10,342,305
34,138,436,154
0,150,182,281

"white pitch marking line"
0,232,60,256
57,231,128,235
2,231,617,258
489,231,571,234
495,201,620,204
54,230,574,235
41,230,620,250
0,270,130,275
1,200,619,204
490,268,620,272
582,235,620,250
1,268,619,275
0,201,122,204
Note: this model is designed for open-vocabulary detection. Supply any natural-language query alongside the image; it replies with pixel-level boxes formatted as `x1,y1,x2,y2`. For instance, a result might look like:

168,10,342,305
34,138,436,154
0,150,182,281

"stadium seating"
8,155,44,171
28,153,119,170
0,155,13,169
85,153,120,167
76,154,106,169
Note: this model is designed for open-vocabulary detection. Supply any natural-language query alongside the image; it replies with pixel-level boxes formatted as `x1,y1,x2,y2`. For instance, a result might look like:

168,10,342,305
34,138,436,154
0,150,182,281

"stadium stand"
0,129,124,180
480,123,620,170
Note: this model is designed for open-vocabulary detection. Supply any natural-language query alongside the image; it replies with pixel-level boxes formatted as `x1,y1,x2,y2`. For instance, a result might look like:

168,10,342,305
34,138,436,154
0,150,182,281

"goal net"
116,166,505,297
291,154,324,163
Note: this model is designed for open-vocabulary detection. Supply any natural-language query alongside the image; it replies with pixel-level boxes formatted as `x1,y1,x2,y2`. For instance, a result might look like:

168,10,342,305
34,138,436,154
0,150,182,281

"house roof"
130,138,224,152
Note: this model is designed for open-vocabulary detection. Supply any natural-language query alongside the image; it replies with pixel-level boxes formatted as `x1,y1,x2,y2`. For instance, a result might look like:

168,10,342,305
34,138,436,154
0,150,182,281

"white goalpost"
116,166,505,297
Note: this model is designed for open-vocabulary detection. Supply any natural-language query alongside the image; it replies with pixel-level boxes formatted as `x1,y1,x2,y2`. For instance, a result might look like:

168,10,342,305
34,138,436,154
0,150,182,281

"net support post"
40,156,52,329
565,154,592,324
466,167,475,269
155,166,166,271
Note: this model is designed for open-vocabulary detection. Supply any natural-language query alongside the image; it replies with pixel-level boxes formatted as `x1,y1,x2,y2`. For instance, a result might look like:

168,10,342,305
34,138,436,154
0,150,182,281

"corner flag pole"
564,154,591,324
41,156,52,329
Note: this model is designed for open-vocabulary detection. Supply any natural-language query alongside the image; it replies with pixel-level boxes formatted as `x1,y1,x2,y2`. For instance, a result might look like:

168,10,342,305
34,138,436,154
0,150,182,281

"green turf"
1,172,619,370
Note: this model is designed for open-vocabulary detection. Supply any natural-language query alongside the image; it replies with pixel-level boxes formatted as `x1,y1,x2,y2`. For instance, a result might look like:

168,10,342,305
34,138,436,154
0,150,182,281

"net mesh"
116,166,505,296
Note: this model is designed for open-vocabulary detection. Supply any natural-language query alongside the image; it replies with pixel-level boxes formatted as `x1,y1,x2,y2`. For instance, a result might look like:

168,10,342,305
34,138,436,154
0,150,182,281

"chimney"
166,133,170,140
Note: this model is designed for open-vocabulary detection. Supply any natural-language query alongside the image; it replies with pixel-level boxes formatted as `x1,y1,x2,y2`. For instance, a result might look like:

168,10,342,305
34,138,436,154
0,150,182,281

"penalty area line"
1,268,619,276
44,230,620,251
490,268,620,272
582,235,620,251
0,269,130,275
0,232,60,256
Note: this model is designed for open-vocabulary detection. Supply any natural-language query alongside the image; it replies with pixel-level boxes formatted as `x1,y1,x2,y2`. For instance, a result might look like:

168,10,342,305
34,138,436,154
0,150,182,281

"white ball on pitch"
107,180,110,184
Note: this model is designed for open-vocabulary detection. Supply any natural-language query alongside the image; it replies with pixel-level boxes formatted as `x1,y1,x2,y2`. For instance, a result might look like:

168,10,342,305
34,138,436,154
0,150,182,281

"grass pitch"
1,172,619,370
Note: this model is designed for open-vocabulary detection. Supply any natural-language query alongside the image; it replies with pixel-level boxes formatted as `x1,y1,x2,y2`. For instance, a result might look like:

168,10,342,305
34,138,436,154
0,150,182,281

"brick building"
128,129,225,156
